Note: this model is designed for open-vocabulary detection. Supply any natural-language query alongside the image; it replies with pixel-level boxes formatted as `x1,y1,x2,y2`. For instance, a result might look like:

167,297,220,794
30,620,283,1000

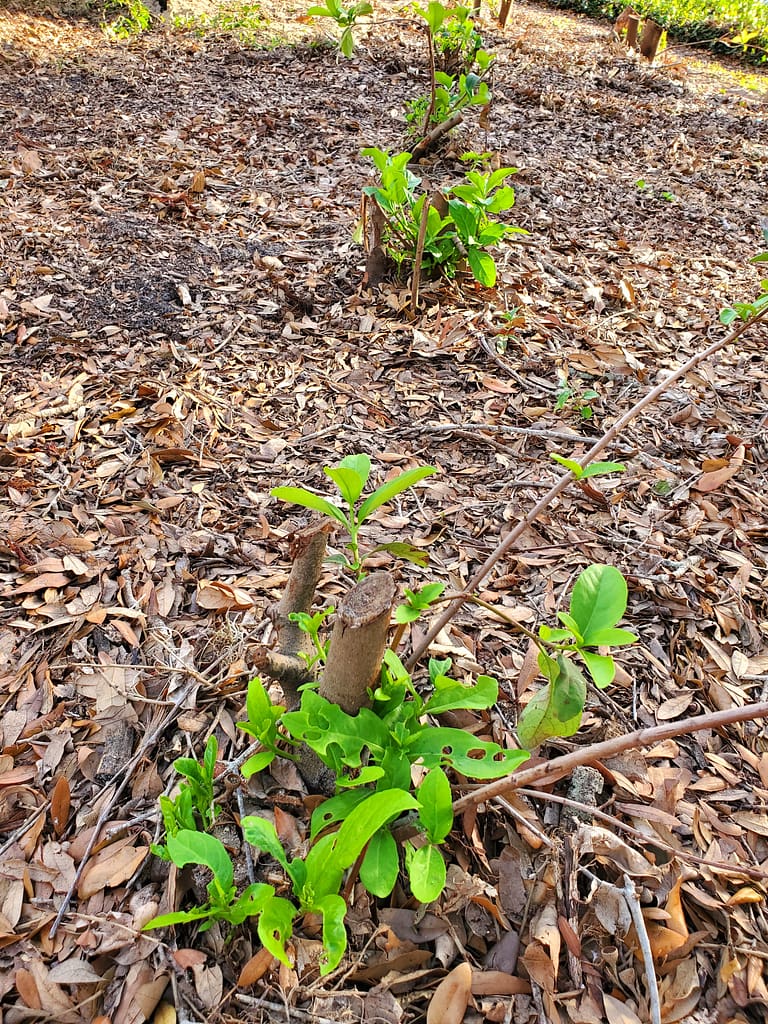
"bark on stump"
320,571,397,715
626,14,640,48
639,19,663,60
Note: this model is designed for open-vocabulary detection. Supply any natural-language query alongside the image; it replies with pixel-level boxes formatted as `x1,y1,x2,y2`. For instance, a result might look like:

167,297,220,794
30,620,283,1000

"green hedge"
543,0,768,63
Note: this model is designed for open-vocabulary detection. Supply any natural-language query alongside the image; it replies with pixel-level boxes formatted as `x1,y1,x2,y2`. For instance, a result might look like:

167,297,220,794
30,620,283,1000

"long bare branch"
406,308,768,670
451,700,768,814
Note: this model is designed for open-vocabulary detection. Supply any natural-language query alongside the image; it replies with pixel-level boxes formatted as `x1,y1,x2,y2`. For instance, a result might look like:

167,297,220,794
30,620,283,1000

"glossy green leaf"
316,894,348,975
555,611,583,643
257,895,296,967
570,565,628,639
580,650,616,689
580,461,626,479
270,486,348,526
240,750,277,778
360,828,400,897
424,673,498,714
407,843,446,903
224,883,276,925
467,247,496,286
330,790,418,870
310,789,370,840
581,627,637,647
143,906,216,930
550,453,583,477
340,26,354,56
408,727,529,778
448,199,477,242
417,768,454,843
357,465,436,522
166,831,233,890
302,833,345,902
241,815,290,873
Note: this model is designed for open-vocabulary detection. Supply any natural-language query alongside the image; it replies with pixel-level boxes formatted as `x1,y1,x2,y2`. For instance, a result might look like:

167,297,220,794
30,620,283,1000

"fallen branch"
451,700,768,814
517,789,768,881
411,112,463,161
406,307,768,670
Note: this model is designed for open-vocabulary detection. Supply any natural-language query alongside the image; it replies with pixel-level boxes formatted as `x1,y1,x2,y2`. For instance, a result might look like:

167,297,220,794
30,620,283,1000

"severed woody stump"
320,571,397,716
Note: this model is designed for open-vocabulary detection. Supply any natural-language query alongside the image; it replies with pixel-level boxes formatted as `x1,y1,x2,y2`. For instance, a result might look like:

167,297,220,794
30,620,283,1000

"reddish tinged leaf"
50,775,70,837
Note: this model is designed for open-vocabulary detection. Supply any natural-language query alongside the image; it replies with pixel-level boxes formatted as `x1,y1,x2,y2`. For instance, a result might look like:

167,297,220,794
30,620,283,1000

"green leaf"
325,455,370,505
357,465,436,523
282,691,389,771
467,247,496,287
517,658,586,751
417,768,453,843
580,650,616,689
551,655,588,720
337,766,386,788
241,816,290,873
340,25,354,56
301,833,345,903
324,466,366,507
581,626,637,647
538,624,572,644
550,453,583,478
166,831,233,890
487,166,517,190
310,790,370,840
408,727,529,779
719,306,738,325
240,750,277,778
580,461,626,479
750,251,768,264
330,790,418,870
370,541,430,567
407,843,446,903
555,611,583,644
448,199,478,242
360,828,400,897
569,565,628,638
142,906,216,930
224,883,276,925
316,894,348,975
257,895,296,967
424,673,498,714
422,0,447,33
270,486,349,527
202,734,217,781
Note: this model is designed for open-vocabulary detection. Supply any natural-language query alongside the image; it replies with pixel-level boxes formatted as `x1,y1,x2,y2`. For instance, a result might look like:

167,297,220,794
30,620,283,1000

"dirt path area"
1,2,768,1021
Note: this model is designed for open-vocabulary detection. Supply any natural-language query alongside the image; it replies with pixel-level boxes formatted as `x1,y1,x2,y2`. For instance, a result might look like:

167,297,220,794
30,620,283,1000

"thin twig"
622,874,662,1024
406,307,768,671
516,789,768,881
49,675,198,938
0,800,49,858
450,700,768,817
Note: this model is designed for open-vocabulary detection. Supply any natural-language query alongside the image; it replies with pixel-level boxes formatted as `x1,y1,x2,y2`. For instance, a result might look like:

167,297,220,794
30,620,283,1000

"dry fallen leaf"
196,580,254,610
427,962,472,1024
695,444,745,492
77,845,149,899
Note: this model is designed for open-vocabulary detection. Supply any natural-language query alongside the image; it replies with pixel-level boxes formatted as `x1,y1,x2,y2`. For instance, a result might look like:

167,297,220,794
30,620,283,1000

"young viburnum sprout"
271,454,435,578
